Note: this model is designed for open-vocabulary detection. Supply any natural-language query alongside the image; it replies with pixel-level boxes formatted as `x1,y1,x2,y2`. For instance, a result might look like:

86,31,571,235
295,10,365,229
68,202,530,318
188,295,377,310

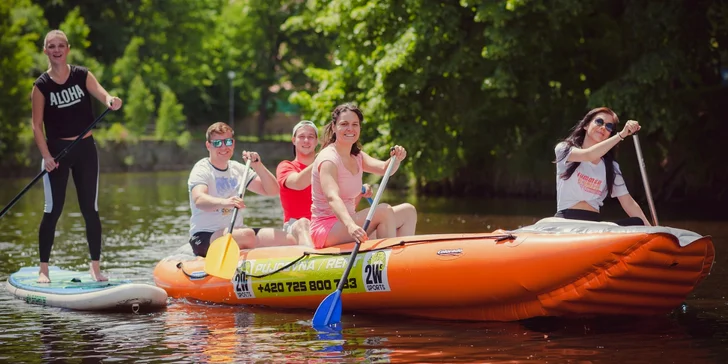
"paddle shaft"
632,135,659,226
333,155,397,293
0,107,112,219
226,159,253,234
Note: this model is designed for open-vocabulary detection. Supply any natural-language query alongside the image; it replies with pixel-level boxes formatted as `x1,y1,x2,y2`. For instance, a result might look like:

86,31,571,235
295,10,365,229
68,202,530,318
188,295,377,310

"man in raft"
187,122,313,257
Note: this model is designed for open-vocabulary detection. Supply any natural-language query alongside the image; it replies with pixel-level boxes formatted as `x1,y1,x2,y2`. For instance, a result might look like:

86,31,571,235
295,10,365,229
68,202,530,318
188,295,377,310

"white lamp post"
227,71,236,130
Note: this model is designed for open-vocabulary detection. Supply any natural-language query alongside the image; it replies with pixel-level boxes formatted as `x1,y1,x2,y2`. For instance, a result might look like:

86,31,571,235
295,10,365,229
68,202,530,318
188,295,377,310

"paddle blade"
312,290,342,328
204,234,240,280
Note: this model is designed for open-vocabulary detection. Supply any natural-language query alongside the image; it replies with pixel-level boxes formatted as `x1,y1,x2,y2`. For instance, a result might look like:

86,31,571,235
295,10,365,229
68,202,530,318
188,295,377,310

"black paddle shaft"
0,108,112,219
333,220,371,292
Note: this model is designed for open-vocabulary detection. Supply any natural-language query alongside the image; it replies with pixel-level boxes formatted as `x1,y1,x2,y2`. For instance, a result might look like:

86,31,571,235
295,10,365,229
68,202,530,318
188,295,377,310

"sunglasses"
593,118,616,133
210,138,234,148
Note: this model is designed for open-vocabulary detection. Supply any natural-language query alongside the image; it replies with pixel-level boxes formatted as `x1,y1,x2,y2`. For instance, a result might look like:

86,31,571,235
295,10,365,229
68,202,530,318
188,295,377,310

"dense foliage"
1,0,726,201
288,0,728,200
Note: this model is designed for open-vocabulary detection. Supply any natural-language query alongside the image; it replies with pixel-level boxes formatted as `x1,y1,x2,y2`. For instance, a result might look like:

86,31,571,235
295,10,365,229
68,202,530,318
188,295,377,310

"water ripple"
0,171,726,362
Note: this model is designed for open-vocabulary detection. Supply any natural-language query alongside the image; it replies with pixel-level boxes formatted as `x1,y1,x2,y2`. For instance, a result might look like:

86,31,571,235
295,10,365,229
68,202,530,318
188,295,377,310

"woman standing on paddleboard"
31,30,122,283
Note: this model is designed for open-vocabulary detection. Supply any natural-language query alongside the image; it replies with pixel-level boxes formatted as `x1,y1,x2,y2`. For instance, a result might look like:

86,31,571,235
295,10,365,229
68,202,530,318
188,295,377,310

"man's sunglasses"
593,118,616,133
210,138,234,148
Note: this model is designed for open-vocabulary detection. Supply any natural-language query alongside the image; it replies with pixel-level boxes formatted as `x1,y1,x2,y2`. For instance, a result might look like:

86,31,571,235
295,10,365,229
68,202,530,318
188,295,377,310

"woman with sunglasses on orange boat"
186,122,310,257
553,107,651,226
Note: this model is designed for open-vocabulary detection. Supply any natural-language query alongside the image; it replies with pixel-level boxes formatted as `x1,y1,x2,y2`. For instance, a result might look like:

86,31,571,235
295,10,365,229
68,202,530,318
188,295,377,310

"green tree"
155,88,186,141
33,0,137,64
0,0,46,165
5,0,726,201
288,0,493,186
468,0,728,199
132,0,226,124
220,0,332,138
124,75,155,136
109,37,153,103
93,1,226,126
56,7,102,76
290,0,728,199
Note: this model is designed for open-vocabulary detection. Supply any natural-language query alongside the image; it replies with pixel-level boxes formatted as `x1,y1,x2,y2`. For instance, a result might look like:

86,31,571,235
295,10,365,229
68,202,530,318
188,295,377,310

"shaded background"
1,0,726,203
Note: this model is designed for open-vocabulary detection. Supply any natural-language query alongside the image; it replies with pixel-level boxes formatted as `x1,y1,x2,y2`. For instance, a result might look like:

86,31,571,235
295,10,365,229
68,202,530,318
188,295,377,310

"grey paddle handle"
363,155,397,227
633,135,659,226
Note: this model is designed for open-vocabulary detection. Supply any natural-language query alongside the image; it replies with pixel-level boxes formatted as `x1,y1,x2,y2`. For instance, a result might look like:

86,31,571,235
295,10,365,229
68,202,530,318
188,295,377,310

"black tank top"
34,65,95,140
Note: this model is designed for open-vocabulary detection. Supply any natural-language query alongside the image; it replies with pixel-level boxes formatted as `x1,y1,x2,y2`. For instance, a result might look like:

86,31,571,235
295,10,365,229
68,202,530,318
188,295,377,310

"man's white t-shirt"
188,158,257,235
555,142,629,212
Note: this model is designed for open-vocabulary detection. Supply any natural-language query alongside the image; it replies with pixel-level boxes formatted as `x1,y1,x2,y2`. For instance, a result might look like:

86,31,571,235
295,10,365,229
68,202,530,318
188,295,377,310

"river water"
0,171,726,363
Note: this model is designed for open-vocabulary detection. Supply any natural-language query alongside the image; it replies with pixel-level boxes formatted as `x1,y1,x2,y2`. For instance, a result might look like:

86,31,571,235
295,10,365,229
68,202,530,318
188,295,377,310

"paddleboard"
5,266,168,312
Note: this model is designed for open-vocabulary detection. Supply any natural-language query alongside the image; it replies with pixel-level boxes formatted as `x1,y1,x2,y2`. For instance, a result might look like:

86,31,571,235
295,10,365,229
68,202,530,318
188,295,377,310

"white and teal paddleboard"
5,266,168,312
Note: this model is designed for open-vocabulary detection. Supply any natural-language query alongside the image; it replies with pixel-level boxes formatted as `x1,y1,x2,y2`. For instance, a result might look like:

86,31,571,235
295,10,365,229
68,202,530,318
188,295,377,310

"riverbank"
0,140,293,178
2,140,725,208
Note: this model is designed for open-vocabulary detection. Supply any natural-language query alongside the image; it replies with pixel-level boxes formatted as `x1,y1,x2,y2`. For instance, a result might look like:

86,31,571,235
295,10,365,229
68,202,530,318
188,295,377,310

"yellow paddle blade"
204,233,241,280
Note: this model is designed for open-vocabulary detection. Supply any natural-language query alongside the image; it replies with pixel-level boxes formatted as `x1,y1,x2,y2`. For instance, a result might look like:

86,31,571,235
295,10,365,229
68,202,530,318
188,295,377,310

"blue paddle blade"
312,290,342,328
315,325,344,352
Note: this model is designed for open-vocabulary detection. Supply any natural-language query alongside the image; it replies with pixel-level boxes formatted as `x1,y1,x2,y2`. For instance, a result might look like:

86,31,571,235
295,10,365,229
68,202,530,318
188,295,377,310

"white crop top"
555,142,629,212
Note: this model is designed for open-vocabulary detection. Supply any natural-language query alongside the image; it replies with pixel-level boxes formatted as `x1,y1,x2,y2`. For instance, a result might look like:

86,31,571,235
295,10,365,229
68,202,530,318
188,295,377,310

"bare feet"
38,264,51,283
90,269,108,282
291,218,314,248
90,261,108,282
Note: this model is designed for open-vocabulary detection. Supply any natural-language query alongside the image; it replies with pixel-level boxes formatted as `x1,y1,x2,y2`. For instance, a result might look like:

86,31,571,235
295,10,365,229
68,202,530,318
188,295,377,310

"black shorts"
189,228,262,257
555,209,643,226
189,231,214,257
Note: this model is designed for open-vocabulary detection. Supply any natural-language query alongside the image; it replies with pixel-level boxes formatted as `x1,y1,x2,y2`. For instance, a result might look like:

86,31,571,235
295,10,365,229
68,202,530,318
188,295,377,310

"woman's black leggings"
39,136,102,263
555,208,644,226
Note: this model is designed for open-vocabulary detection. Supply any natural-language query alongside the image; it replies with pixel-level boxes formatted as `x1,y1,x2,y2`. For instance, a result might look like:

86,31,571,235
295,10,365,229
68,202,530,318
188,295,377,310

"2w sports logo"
363,250,391,292
233,260,254,299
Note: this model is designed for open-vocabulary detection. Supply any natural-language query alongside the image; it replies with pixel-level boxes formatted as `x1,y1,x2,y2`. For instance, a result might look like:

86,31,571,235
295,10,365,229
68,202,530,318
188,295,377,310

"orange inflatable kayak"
153,218,715,321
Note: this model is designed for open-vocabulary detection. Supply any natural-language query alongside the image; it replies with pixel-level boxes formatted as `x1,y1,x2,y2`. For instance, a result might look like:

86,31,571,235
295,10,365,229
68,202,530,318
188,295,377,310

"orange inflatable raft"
153,218,715,321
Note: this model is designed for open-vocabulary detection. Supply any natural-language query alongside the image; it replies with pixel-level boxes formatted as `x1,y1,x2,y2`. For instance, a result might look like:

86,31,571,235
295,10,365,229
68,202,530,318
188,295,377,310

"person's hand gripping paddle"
312,147,398,328
0,107,112,219
204,159,253,280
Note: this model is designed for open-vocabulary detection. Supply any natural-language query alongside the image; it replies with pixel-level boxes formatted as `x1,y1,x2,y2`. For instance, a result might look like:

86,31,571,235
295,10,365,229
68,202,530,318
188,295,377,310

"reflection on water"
39,317,107,363
153,303,728,363
0,170,727,362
